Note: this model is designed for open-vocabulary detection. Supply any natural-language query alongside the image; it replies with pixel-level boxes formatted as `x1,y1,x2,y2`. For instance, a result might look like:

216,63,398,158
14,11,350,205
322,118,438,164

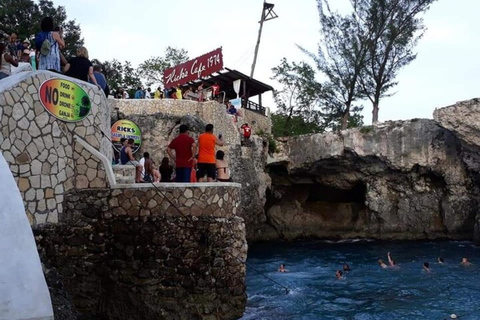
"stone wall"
0,71,111,225
35,184,247,320
109,100,272,240
110,98,271,139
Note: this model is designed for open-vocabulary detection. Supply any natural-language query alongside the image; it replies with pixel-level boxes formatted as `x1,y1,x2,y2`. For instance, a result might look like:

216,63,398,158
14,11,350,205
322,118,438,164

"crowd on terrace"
115,123,247,184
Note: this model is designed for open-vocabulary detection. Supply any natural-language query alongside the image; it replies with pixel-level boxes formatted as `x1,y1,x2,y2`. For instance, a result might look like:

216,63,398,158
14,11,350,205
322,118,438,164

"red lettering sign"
163,48,223,87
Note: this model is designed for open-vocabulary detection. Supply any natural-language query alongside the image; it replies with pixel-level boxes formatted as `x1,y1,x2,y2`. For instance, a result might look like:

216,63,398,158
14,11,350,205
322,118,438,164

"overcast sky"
53,0,480,124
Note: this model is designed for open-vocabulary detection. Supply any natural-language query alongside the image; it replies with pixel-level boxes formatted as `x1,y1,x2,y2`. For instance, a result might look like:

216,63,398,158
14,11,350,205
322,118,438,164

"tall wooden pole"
250,0,267,78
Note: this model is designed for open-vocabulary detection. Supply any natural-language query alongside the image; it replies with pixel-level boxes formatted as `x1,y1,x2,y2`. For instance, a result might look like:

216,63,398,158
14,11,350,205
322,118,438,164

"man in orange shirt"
197,123,224,182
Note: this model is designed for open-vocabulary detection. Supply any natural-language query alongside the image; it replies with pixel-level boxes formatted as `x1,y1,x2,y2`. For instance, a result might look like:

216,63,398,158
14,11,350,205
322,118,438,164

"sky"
52,0,480,124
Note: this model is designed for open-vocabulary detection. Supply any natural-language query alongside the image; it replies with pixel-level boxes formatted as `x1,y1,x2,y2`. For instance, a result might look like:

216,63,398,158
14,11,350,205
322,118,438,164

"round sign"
111,119,142,154
39,78,91,122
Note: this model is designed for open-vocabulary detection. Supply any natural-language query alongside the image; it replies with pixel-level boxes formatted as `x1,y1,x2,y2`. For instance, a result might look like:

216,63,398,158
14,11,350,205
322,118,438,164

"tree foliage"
92,59,141,93
271,57,364,136
352,0,436,123
137,47,189,87
0,0,84,59
300,1,370,130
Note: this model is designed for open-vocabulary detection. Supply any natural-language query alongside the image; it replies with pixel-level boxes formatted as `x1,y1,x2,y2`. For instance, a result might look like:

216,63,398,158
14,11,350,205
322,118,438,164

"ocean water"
242,240,480,320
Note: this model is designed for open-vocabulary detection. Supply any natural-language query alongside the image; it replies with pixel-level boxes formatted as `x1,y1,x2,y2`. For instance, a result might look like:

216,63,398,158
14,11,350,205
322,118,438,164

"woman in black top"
159,157,173,182
64,46,99,85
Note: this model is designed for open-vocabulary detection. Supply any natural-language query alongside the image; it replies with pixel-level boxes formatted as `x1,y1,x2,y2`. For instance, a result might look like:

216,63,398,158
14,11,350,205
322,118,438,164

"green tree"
92,59,141,93
353,0,436,123
0,0,84,59
302,0,370,130
138,47,189,87
271,114,323,137
271,58,323,136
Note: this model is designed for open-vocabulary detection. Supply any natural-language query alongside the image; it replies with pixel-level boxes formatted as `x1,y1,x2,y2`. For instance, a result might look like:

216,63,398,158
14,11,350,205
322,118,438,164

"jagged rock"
265,119,478,241
434,98,480,245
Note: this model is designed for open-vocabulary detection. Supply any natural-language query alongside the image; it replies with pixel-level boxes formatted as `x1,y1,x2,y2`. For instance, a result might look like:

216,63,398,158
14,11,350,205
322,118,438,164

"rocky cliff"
263,115,479,242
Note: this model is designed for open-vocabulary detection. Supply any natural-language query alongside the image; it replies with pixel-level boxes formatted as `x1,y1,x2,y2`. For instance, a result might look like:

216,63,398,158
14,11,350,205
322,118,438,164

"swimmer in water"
278,264,288,272
438,257,445,264
343,263,351,272
378,259,388,268
335,270,343,279
387,252,396,267
461,257,472,266
423,262,430,272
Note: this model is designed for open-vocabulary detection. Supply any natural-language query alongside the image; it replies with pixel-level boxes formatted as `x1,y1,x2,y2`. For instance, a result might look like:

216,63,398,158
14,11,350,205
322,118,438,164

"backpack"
35,32,51,56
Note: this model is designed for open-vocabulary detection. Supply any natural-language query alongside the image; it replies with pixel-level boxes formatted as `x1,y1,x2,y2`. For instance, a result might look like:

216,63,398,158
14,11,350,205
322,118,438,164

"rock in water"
0,153,54,320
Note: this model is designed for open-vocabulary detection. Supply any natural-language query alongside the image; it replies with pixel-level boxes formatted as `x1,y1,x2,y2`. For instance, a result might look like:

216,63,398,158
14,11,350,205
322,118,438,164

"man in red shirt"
167,124,196,182
240,123,251,146
197,123,224,182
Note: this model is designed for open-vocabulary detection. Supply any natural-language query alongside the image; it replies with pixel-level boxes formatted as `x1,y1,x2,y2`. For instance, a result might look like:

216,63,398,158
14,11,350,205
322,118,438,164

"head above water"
438,257,444,263
343,264,350,271
205,124,214,133
423,262,429,269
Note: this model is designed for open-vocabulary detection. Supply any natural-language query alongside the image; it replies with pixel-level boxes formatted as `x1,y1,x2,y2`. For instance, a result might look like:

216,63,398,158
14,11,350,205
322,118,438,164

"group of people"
117,123,232,183
277,253,474,279
0,31,35,79
126,82,221,103
0,17,109,96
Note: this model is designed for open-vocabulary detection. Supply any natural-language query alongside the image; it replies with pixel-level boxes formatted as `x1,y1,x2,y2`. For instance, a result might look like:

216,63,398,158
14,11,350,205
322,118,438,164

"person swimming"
387,252,396,267
278,264,288,272
335,270,343,279
438,257,445,264
378,259,388,268
343,263,351,272
423,262,430,272
461,257,472,266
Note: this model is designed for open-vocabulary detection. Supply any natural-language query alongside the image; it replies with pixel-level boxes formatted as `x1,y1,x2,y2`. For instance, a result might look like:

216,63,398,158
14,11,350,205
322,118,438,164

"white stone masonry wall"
0,71,111,225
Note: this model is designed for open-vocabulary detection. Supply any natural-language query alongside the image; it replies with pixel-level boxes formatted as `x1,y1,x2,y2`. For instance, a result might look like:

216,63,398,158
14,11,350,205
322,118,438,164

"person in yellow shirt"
175,85,183,100
154,86,163,99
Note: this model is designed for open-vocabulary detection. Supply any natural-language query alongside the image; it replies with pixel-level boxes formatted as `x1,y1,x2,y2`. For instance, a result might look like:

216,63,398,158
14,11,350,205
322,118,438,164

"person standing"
91,65,107,93
0,42,18,79
145,87,152,99
167,124,196,183
197,124,224,182
154,87,163,99
119,138,143,183
134,87,144,99
64,47,99,86
36,17,64,72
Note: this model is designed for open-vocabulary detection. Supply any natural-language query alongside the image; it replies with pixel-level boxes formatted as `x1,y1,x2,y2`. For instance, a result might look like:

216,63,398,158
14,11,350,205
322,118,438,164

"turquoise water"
242,240,480,320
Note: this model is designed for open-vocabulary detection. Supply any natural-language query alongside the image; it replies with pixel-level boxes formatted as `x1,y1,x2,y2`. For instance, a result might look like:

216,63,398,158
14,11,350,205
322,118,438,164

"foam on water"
243,240,480,320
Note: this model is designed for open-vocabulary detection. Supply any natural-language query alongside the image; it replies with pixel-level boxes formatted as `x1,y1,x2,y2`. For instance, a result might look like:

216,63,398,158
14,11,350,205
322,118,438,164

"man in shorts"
120,138,143,183
197,124,224,182
167,124,196,182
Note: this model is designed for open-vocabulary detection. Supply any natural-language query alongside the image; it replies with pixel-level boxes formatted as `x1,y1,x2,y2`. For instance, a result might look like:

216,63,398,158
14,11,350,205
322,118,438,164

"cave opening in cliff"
306,182,367,204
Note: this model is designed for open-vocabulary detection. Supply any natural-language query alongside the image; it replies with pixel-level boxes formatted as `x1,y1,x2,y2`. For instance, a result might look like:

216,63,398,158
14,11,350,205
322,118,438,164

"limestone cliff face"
434,98,480,244
264,118,478,241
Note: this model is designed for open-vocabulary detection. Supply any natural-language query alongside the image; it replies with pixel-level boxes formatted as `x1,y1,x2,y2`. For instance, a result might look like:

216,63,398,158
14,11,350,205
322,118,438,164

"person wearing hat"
18,39,30,58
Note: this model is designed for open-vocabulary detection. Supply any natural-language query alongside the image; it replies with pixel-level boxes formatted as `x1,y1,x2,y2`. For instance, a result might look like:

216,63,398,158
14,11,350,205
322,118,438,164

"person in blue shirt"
134,87,144,99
